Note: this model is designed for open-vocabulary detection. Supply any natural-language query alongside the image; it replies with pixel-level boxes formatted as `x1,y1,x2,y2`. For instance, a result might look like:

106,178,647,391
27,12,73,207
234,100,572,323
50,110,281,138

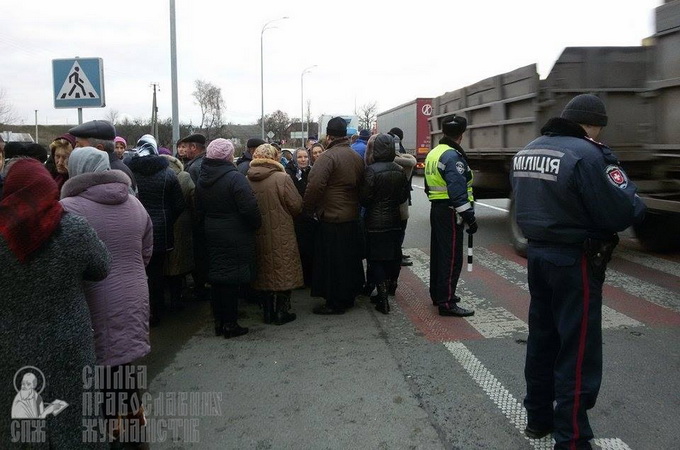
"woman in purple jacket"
60,146,153,442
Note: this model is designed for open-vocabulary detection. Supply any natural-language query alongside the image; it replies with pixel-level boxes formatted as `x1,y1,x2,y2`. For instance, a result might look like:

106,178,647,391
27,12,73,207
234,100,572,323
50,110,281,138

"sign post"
52,57,105,124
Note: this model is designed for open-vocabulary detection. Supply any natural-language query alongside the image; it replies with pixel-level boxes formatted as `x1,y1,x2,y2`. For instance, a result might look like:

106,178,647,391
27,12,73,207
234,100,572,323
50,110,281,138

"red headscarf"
0,159,64,262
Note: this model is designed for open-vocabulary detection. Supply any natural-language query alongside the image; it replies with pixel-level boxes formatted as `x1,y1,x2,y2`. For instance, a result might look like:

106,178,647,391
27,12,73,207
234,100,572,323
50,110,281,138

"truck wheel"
509,196,527,257
633,212,680,253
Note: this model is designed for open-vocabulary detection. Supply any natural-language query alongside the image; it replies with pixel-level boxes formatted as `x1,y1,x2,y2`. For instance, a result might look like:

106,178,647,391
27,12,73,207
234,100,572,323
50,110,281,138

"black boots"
214,320,224,336
262,295,274,324
273,292,296,325
223,322,249,338
374,281,390,314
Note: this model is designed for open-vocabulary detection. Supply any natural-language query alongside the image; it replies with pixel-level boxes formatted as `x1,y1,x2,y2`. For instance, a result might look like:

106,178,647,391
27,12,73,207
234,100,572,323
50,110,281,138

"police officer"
511,94,646,450
424,115,476,317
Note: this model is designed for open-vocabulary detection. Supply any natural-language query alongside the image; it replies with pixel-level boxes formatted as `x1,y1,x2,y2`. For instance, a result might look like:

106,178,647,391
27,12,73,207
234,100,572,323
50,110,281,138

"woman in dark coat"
285,147,316,287
359,134,410,314
126,134,186,326
195,139,261,338
0,158,110,449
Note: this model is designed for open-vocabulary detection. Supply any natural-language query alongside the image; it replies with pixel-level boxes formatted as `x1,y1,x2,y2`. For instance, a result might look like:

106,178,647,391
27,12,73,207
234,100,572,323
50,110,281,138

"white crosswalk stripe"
473,248,642,330
616,248,680,277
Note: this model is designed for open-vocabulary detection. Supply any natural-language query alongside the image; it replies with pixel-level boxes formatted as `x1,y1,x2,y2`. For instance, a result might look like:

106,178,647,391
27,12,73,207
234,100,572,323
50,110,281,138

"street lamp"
301,65,317,148
261,16,289,140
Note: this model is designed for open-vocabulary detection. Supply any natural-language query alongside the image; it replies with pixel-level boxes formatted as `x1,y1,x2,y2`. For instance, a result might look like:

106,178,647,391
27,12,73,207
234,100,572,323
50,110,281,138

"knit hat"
114,136,127,147
442,115,467,137
388,127,404,141
206,138,235,162
158,147,172,156
358,129,371,140
134,134,158,157
326,117,347,137
55,133,76,148
561,94,608,127
246,138,266,149
252,143,278,160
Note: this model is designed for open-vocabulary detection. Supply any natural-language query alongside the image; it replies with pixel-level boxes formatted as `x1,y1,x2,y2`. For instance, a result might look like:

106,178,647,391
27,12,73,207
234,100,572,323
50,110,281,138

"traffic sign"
52,57,105,109
267,131,275,139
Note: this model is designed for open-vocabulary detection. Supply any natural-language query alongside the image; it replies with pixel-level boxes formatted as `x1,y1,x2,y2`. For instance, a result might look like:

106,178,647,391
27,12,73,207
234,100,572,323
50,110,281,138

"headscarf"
252,143,278,161
292,148,310,181
67,147,111,177
133,134,158,157
0,159,64,262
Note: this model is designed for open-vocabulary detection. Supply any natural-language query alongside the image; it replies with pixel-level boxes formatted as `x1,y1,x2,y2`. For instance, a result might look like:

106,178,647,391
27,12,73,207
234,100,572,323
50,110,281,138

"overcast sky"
0,0,663,128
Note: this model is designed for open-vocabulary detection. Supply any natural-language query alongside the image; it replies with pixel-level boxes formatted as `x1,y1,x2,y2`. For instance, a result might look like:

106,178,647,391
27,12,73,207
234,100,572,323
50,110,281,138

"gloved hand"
459,210,478,235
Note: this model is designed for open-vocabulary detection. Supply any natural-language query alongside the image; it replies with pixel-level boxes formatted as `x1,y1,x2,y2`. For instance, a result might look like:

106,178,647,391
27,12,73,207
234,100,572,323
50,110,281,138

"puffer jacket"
127,155,185,254
248,158,304,291
360,134,410,231
196,158,261,284
303,137,365,223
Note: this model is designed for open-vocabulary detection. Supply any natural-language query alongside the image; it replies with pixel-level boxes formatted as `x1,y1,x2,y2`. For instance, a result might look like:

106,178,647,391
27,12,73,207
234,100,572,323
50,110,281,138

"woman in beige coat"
247,144,304,325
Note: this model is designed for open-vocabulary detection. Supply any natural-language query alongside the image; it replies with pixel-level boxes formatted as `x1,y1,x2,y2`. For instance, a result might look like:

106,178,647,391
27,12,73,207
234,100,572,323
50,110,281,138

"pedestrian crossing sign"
52,57,105,108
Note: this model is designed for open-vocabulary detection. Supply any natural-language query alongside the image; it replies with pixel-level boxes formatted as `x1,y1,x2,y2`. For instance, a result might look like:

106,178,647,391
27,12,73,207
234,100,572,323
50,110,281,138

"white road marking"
411,183,510,213
444,341,632,450
616,248,680,278
408,248,528,338
605,268,680,313
474,248,642,330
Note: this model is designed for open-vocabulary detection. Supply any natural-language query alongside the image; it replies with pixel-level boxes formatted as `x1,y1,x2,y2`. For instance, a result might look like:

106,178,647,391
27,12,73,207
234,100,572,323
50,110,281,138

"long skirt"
311,220,365,309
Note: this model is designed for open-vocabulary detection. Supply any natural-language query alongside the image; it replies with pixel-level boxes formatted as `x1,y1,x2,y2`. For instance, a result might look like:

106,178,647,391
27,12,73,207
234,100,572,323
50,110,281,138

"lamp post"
300,65,317,148
260,16,289,140
34,110,38,144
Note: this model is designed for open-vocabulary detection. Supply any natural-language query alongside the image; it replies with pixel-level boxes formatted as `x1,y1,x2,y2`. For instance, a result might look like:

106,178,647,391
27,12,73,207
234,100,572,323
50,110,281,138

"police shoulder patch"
455,161,465,174
605,164,628,189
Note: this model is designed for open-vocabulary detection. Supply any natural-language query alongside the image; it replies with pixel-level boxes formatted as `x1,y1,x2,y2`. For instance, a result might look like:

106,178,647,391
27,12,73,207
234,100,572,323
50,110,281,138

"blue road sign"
52,57,105,108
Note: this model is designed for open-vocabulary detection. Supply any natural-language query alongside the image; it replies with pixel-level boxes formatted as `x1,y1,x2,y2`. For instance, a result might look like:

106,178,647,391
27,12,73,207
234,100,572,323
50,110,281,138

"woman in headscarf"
59,147,153,443
309,141,325,166
0,158,110,449
195,138,261,338
126,134,186,326
248,143,303,325
284,147,316,287
45,133,76,191
359,134,410,314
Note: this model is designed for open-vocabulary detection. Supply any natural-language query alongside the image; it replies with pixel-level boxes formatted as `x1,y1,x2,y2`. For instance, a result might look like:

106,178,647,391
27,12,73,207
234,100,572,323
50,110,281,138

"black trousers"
429,203,464,307
524,244,603,450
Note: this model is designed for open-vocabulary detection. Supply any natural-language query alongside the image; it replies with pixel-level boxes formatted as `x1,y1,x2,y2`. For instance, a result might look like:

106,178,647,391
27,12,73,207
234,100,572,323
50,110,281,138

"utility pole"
34,110,38,144
169,0,179,153
151,83,159,138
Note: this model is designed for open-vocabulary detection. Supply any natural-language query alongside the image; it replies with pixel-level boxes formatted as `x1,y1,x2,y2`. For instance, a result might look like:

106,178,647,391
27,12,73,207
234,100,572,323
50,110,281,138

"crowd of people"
0,115,418,446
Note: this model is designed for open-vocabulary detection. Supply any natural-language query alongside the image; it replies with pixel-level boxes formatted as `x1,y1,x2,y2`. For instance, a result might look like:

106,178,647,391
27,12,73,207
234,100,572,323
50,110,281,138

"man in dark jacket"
511,94,646,449
68,120,137,193
126,134,186,326
237,137,265,175
179,133,207,183
304,117,366,314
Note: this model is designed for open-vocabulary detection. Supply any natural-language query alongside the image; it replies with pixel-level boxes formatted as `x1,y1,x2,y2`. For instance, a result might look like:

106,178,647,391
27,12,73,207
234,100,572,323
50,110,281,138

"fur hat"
561,94,608,127
5,142,48,163
206,138,235,162
326,117,347,137
442,115,467,137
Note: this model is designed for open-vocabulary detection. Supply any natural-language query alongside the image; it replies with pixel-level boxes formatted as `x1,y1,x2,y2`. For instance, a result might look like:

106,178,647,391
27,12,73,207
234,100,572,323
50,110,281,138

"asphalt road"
140,175,680,449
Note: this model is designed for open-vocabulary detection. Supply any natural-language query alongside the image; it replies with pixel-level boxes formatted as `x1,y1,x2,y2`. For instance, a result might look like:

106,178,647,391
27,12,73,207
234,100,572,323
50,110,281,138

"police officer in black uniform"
511,94,646,450
424,116,476,317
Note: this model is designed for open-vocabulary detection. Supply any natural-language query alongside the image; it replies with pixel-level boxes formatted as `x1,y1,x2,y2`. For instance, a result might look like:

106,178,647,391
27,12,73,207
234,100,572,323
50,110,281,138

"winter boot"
388,279,398,296
273,292,297,325
262,293,275,324
375,281,390,314
223,322,249,338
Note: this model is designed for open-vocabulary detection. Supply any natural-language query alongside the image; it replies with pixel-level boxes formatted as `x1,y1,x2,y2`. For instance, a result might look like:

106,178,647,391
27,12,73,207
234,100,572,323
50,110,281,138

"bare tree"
192,80,225,139
261,110,291,143
0,88,19,125
105,109,120,125
356,101,378,131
